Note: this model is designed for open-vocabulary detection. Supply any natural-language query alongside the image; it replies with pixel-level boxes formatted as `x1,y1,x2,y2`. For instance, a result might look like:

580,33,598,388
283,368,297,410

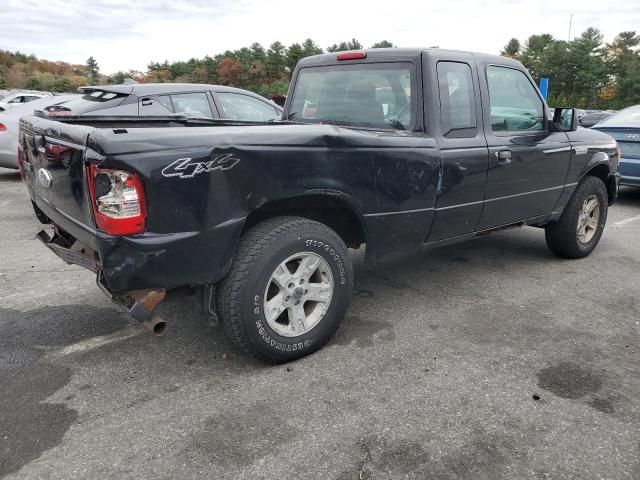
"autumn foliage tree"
501,28,640,109
5,31,637,108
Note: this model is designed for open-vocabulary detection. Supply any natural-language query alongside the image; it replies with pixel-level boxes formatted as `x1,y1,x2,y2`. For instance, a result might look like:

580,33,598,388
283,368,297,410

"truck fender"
242,189,368,249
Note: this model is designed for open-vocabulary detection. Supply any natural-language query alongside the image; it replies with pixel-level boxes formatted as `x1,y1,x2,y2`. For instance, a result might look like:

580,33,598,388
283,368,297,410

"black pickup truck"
19,48,620,362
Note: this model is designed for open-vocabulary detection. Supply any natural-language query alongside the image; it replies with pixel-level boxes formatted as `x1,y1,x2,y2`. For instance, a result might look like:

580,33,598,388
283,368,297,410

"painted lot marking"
45,327,141,360
612,214,640,227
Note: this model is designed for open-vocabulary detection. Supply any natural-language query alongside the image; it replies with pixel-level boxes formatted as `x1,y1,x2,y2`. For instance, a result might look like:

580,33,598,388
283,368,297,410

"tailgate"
20,115,97,244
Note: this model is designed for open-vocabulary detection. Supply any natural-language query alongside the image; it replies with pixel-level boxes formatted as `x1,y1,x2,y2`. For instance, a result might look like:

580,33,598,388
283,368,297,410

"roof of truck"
297,48,523,68
77,83,265,97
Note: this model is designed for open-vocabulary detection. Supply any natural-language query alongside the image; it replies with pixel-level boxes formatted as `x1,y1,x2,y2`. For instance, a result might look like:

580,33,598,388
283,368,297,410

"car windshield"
596,105,640,127
288,63,414,130
58,90,128,114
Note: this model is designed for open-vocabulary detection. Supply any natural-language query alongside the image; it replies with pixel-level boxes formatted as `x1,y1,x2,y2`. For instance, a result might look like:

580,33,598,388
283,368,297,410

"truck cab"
279,49,618,256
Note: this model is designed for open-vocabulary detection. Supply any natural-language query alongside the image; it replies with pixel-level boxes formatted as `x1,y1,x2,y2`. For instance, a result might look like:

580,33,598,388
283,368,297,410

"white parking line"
612,215,640,227
45,327,141,359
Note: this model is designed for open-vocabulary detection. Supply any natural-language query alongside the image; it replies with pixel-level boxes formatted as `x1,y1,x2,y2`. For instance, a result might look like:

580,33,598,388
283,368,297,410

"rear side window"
437,62,476,138
217,92,280,121
169,92,213,118
58,90,128,114
157,95,174,112
487,66,544,132
288,63,413,130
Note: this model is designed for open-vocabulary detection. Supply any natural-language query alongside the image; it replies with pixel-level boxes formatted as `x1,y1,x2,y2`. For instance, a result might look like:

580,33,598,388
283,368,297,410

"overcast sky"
2,0,639,74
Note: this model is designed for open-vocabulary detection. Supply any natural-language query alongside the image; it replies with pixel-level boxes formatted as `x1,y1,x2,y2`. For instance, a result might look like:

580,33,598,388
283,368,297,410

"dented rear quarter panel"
91,124,441,251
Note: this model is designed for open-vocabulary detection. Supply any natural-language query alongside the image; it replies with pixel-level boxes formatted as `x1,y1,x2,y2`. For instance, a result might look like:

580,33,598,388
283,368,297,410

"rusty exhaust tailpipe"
143,314,168,336
126,289,168,336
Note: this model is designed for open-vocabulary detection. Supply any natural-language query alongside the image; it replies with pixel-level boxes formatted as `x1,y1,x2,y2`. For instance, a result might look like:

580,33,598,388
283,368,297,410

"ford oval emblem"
38,168,53,189
627,134,638,140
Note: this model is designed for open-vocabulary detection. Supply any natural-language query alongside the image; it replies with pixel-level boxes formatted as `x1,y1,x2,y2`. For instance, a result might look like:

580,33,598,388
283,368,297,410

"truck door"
426,55,489,242
476,63,572,229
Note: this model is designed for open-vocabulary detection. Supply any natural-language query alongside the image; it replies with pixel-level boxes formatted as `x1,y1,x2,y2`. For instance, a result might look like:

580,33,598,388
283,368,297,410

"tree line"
502,28,640,109
0,39,393,98
1,31,638,109
143,39,393,97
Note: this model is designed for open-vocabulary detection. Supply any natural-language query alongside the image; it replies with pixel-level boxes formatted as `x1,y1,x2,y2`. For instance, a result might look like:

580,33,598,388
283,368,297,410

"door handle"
495,150,512,164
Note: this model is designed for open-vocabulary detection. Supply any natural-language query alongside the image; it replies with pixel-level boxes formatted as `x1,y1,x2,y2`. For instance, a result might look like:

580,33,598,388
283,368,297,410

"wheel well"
585,163,614,201
242,195,366,249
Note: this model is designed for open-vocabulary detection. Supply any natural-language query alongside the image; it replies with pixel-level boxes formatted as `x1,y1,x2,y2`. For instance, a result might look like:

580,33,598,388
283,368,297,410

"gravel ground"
1,167,639,480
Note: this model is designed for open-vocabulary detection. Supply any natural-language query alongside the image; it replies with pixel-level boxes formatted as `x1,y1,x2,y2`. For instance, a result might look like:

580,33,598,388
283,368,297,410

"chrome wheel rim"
577,194,600,244
263,252,334,338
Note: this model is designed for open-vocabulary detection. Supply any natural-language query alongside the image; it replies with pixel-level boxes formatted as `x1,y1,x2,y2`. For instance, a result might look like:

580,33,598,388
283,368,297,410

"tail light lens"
0,123,6,132
87,165,146,235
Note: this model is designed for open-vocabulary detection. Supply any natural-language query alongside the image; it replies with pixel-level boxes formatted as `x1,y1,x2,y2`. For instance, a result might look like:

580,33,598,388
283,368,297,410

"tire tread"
217,216,349,361
545,176,608,259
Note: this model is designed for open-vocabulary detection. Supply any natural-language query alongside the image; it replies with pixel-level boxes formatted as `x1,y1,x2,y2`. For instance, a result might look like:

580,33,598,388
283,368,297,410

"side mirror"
553,107,579,132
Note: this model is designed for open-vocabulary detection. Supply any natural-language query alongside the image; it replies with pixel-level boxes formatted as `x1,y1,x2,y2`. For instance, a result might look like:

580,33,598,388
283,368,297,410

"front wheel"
217,216,353,362
545,176,608,259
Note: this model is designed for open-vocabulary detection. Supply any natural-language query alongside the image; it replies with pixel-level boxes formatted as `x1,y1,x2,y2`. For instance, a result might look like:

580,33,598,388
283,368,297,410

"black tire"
545,176,608,259
217,216,353,362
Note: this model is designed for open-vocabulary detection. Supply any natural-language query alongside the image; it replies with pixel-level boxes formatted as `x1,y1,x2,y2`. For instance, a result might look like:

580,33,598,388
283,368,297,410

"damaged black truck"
19,49,620,362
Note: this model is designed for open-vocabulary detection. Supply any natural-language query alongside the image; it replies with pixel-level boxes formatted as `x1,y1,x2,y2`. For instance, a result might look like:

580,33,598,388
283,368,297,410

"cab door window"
437,61,476,138
487,66,544,132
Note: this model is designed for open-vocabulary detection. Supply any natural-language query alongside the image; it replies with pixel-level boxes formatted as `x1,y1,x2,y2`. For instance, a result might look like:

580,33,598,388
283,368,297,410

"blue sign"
539,77,549,100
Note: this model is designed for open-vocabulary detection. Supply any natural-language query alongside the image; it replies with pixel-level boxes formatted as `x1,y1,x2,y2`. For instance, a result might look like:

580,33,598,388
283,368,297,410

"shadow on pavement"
0,168,21,182
616,185,640,206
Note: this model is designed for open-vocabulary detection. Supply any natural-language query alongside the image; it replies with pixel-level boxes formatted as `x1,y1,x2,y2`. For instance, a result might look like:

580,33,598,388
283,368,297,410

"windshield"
58,90,128,114
288,63,414,130
596,105,640,127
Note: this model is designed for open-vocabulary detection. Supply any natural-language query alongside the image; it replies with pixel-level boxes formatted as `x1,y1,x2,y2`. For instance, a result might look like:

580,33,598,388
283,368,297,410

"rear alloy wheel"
545,175,608,259
217,216,352,362
263,252,334,338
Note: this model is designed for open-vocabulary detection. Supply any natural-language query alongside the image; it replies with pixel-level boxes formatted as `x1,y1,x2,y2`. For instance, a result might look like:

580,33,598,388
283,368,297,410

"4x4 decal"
161,153,240,179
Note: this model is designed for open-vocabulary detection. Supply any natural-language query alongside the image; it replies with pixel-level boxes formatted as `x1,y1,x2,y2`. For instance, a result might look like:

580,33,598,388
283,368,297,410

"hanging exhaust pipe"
125,288,168,336
143,314,168,336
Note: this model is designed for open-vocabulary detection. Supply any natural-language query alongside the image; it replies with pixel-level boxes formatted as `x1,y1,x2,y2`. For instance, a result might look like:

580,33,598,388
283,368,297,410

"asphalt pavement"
1,167,639,480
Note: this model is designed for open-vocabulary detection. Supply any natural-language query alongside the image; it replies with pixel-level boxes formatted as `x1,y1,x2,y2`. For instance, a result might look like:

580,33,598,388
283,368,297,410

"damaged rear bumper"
36,228,100,272
32,197,245,293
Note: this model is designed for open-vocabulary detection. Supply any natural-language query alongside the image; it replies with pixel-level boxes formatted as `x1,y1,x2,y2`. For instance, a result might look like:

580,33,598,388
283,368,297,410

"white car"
0,95,76,169
0,91,52,112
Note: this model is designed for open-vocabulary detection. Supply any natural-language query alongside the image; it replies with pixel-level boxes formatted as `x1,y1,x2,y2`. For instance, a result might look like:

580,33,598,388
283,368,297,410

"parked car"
19,48,619,362
0,91,52,112
579,111,614,128
593,105,640,186
0,95,77,169
50,83,282,121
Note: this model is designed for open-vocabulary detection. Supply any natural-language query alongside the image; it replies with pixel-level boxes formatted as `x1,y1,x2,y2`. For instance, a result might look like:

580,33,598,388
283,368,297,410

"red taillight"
0,123,6,132
337,51,367,61
87,165,147,235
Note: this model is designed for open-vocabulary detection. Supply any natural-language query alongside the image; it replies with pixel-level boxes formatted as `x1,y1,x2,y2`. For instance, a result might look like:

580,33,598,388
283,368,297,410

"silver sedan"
0,95,76,169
